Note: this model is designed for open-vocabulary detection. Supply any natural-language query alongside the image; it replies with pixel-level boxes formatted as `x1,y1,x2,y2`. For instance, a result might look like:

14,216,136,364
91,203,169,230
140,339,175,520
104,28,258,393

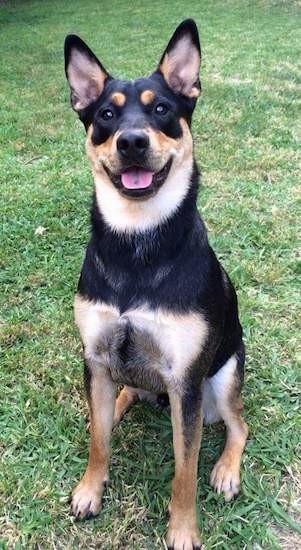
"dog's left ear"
159,19,201,98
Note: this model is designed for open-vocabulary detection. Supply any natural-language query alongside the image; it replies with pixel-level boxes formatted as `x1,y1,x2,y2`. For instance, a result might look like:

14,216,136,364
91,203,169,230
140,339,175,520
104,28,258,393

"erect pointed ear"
159,19,201,98
64,34,109,112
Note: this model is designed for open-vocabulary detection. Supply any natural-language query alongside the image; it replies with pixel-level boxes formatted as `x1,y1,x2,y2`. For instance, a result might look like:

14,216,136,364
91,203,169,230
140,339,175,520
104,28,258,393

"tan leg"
210,396,248,501
166,393,203,550
113,386,139,427
71,366,116,519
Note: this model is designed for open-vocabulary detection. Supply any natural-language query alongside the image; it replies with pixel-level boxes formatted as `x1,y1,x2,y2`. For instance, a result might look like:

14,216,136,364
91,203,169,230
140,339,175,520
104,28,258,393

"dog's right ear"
64,35,109,112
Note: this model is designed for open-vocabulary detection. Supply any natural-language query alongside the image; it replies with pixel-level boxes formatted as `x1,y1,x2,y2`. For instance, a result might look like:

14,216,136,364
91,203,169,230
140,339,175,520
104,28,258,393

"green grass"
1,0,300,548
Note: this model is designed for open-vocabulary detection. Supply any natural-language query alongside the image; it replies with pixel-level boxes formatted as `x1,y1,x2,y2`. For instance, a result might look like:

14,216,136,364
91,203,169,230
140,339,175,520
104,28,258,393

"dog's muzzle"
104,157,173,200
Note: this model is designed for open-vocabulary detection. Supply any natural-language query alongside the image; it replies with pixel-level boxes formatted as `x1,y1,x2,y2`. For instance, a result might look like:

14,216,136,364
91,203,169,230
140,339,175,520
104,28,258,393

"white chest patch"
124,305,208,381
74,296,208,384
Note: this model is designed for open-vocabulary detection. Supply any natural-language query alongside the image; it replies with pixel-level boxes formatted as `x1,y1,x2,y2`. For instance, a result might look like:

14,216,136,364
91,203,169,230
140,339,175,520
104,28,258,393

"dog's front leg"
71,360,116,519
166,388,203,550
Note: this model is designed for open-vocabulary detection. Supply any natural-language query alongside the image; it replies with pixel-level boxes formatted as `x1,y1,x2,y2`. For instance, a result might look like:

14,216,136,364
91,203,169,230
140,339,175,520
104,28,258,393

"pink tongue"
121,168,153,189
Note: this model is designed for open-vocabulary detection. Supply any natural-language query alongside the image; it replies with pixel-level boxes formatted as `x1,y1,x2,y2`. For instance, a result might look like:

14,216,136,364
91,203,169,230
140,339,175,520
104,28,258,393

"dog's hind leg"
113,386,139,427
113,387,169,427
207,354,248,501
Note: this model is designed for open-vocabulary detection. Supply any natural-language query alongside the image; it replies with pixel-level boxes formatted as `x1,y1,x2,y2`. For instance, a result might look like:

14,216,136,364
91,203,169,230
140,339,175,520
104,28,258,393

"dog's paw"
166,524,202,550
210,458,240,502
71,479,105,519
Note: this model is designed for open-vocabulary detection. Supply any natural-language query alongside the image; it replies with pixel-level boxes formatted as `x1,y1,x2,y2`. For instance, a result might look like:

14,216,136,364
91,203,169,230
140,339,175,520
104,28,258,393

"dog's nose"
117,130,149,159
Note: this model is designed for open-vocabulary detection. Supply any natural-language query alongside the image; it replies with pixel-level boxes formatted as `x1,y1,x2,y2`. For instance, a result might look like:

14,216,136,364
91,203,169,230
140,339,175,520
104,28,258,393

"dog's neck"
90,161,202,267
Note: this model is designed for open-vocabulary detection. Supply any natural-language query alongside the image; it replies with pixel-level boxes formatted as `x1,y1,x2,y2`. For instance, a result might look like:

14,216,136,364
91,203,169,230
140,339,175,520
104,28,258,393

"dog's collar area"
103,158,172,200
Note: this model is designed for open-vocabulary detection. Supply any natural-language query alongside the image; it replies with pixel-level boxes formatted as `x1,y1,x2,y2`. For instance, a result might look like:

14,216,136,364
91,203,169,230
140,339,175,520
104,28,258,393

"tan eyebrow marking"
140,90,155,105
111,92,126,107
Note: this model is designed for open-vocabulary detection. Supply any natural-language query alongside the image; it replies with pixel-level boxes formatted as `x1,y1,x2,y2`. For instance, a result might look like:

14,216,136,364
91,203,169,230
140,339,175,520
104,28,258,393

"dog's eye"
155,103,169,115
101,109,114,121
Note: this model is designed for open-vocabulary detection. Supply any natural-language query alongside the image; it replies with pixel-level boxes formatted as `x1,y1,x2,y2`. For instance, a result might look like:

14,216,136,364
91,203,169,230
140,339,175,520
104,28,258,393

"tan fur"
146,127,178,165
75,295,246,507
71,369,116,518
73,294,208,525
126,305,208,382
140,89,155,105
85,120,190,179
85,118,194,233
72,297,118,518
166,393,203,549
67,24,247,547
210,405,248,501
85,125,121,175
113,386,138,426
75,295,208,384
111,92,126,107
74,294,119,360
207,355,248,501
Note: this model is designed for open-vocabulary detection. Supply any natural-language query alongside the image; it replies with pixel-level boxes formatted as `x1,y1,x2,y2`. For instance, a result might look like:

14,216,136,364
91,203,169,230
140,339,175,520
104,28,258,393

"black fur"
90,75,191,145
109,319,166,392
65,21,246,541
78,168,243,380
65,18,244,411
64,32,197,135
83,358,92,402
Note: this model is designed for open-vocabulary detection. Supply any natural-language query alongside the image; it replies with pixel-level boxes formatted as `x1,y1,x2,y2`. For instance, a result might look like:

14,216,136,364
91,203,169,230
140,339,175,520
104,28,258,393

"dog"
64,19,248,550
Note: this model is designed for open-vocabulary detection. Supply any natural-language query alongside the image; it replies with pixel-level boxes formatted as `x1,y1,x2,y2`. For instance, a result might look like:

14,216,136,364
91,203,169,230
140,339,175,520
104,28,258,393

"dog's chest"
75,296,208,392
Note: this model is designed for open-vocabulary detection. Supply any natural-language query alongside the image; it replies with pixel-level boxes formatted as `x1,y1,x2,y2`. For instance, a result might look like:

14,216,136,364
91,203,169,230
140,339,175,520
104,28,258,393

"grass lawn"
1,0,300,548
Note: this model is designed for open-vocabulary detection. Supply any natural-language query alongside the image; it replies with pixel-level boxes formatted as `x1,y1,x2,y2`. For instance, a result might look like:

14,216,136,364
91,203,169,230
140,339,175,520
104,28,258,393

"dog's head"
65,20,201,201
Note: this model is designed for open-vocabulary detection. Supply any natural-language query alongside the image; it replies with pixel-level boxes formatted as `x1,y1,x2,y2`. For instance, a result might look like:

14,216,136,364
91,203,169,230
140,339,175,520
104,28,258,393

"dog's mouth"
104,158,172,199
121,168,154,190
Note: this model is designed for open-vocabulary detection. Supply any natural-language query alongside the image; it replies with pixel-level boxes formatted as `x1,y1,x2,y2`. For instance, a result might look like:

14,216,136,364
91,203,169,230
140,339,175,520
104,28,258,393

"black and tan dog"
64,19,248,549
